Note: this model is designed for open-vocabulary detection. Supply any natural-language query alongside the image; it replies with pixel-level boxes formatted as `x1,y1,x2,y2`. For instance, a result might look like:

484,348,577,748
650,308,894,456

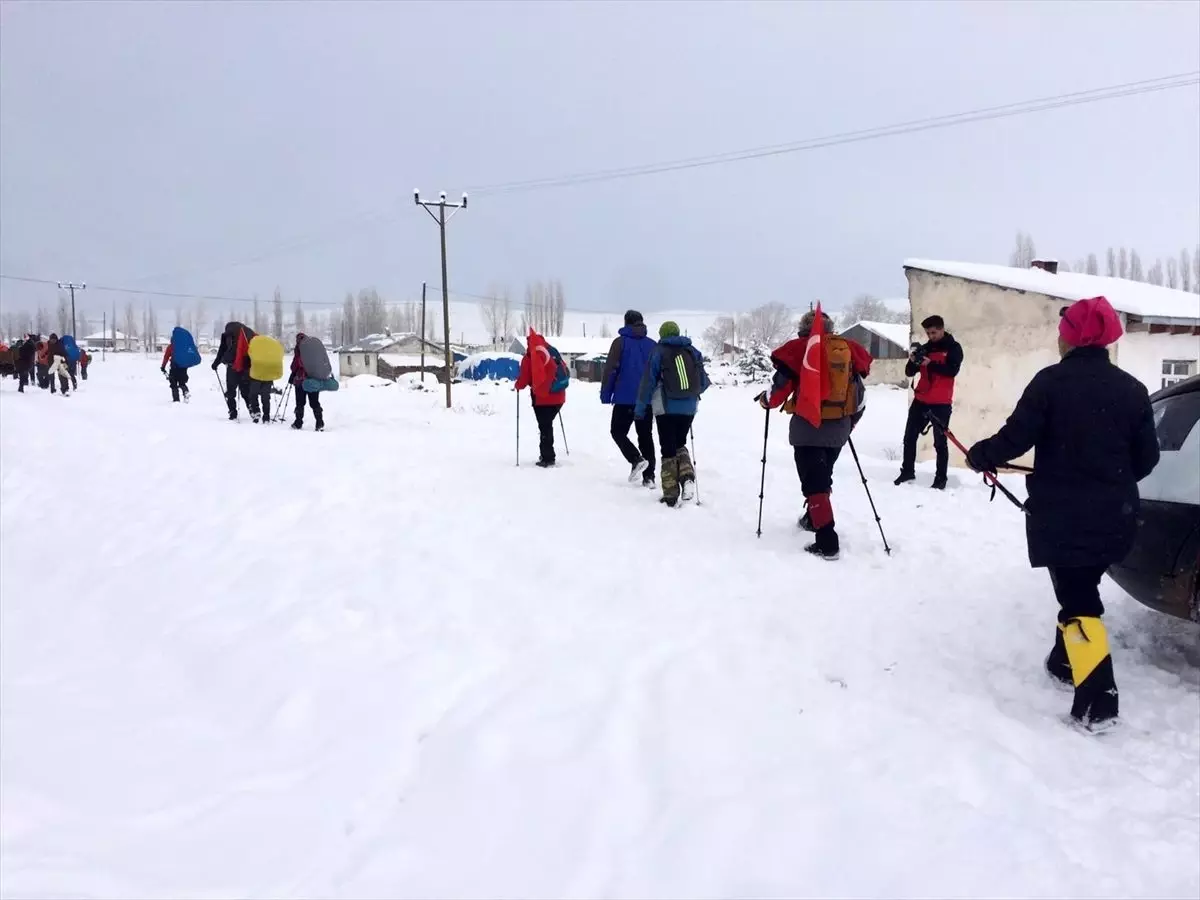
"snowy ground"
2,356,1198,899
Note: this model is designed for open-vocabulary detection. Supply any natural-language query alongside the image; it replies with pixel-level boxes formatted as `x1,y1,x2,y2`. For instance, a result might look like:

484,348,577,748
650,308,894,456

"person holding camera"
895,314,963,490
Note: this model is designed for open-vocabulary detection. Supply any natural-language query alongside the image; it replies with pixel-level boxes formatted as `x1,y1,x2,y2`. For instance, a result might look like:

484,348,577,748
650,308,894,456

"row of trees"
1010,232,1200,292
700,302,795,356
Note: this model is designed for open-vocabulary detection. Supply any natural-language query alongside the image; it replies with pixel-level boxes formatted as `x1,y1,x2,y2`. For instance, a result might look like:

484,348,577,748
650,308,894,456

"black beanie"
624,309,643,326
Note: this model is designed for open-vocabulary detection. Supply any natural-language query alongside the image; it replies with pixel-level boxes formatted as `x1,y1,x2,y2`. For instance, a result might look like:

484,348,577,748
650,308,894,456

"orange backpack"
821,336,858,421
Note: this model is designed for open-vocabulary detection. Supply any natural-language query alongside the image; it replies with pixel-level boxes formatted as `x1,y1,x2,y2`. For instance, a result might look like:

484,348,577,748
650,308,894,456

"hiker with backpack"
79,348,90,380
161,326,202,403
60,335,81,390
15,335,36,392
244,334,285,424
35,339,50,389
601,309,658,487
212,321,256,420
634,321,710,507
289,333,332,431
45,333,71,396
515,329,569,468
964,296,1159,734
757,308,871,560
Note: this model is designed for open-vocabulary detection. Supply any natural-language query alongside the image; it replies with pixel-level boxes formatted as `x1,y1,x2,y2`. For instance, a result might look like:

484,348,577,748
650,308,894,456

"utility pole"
420,281,427,383
102,311,106,362
57,281,85,336
414,189,467,409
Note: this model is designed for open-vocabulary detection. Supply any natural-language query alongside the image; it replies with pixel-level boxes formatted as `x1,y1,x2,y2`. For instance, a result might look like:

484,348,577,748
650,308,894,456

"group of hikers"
515,297,1160,734
0,333,89,394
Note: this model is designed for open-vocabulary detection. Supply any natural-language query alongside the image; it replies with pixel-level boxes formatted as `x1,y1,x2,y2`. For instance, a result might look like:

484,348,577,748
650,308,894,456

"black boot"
894,471,915,486
931,475,947,490
291,420,303,430
804,524,840,560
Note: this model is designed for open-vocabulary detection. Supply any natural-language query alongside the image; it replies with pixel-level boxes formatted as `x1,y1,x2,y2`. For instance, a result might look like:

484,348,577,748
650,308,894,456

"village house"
338,333,467,382
839,320,910,386
904,258,1200,468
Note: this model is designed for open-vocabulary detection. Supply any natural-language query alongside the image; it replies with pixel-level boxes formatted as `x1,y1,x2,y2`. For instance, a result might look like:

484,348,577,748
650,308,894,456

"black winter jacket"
967,346,1160,569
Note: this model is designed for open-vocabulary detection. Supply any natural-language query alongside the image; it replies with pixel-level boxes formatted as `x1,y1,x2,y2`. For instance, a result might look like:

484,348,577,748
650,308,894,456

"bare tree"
1181,247,1194,293
272,287,284,338
356,288,386,337
1106,247,1117,277
252,295,266,333
122,302,137,351
56,293,71,334
193,299,207,338
147,303,159,350
341,292,357,344
1008,231,1037,268
738,302,793,348
1194,244,1199,293
1147,259,1165,286
702,316,737,356
1118,247,1129,280
599,318,612,339
1165,257,1179,289
1086,252,1099,276
480,284,505,346
837,294,907,329
1129,250,1144,282
294,302,306,337
33,306,49,336
498,288,513,342
552,279,566,337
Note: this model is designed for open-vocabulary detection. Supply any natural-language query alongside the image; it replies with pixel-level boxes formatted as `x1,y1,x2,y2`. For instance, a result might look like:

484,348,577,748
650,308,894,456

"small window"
1161,359,1197,389
364,354,370,367
1152,389,1200,452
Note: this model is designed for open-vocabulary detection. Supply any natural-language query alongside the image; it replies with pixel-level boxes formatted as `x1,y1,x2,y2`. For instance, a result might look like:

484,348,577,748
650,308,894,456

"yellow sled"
247,335,285,382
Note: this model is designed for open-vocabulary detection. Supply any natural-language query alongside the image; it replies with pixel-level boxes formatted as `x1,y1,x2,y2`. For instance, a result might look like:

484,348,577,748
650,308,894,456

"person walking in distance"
965,296,1159,733
289,333,326,432
212,321,255,421
896,315,964,489
601,309,658,486
635,321,710,507
79,348,90,381
758,308,871,560
515,329,568,468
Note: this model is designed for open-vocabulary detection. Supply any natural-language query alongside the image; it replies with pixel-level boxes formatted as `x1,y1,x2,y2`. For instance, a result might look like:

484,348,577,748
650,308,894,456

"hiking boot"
798,510,814,532
535,457,555,468
643,474,656,488
661,456,680,505
660,495,678,508
680,479,696,502
315,423,324,432
183,392,190,404
291,420,303,430
931,475,947,490
228,411,238,421
677,447,695,484
629,459,649,483
804,524,840,561
1058,617,1119,731
894,471,915,486
251,412,261,423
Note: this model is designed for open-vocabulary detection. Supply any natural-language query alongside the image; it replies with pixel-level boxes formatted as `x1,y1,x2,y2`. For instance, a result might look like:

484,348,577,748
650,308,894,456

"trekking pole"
559,411,570,456
926,412,1027,513
515,388,520,466
690,426,701,505
214,369,225,395
756,404,770,537
846,437,891,556
275,383,292,422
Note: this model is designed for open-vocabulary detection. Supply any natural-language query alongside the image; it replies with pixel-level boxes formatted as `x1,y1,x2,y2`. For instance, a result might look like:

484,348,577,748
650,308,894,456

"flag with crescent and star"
791,302,831,427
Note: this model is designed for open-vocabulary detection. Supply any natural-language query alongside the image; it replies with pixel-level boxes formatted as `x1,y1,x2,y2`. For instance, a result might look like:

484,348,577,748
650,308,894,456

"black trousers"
654,413,694,460
18,368,30,391
246,380,272,419
610,404,656,471
66,360,78,389
1049,565,1107,622
168,364,190,401
55,373,69,394
793,445,842,497
294,384,324,425
533,403,562,462
36,364,49,389
902,401,952,477
224,368,250,416
81,363,88,380
1046,564,1117,722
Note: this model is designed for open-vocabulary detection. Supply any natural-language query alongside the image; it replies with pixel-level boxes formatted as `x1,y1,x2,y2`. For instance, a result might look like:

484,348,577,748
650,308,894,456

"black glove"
211,360,219,371
160,366,166,375
965,443,995,475
754,391,769,409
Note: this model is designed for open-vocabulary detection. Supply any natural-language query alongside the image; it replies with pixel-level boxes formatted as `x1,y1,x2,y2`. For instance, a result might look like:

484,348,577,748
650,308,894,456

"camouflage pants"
656,414,695,500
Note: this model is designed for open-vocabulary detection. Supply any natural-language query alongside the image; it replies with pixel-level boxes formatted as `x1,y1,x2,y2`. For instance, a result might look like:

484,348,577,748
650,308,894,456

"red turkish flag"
793,302,830,427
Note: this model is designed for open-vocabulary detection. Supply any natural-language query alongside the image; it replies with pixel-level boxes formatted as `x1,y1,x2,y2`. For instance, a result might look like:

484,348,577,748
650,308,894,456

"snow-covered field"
1,356,1198,899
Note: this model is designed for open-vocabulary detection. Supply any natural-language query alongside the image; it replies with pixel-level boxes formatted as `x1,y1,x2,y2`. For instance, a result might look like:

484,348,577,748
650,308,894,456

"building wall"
906,270,1065,469
339,351,378,378
1114,331,1200,394
866,358,910,388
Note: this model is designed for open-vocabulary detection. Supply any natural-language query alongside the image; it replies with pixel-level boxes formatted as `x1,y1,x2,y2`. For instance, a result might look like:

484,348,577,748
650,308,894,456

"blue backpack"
60,335,81,363
302,376,339,393
548,346,570,393
170,327,202,368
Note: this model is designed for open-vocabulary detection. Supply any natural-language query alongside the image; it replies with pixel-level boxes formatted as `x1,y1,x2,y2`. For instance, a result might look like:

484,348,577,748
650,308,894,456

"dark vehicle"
1109,373,1200,622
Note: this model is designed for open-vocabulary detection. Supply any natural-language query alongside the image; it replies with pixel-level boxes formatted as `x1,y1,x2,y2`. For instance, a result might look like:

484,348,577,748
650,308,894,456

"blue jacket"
635,336,710,418
600,324,655,405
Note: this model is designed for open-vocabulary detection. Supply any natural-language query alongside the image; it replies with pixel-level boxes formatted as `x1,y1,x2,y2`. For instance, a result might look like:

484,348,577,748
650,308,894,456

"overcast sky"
1,0,1198,321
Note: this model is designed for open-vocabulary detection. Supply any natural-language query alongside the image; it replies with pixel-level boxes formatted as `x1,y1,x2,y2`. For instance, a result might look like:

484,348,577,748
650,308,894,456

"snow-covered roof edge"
904,259,1200,322
844,320,910,348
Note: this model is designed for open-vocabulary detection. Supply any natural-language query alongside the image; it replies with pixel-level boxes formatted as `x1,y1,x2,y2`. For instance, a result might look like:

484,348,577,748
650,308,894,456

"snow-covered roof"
904,259,1200,322
343,332,424,352
846,320,910,348
379,353,438,368
512,336,612,356
82,330,131,340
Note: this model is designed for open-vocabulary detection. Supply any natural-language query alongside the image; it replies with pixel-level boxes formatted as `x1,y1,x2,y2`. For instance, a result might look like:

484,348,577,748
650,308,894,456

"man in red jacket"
515,330,567,468
896,315,964,490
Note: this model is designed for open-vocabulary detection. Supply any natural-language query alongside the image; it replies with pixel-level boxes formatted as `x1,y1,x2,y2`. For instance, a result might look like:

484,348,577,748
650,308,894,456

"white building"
338,333,462,380
904,258,1200,468
839,320,911,387
507,335,614,377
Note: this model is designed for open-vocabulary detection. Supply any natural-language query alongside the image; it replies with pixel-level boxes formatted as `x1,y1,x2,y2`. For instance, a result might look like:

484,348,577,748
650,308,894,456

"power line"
466,72,1199,195
0,273,341,306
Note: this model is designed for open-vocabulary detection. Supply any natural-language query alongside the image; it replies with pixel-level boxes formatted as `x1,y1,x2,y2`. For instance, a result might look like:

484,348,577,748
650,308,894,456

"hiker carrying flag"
515,329,568,468
757,305,871,560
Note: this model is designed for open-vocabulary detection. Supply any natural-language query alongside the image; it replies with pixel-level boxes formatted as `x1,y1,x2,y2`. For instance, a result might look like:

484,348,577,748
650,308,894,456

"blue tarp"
460,353,521,381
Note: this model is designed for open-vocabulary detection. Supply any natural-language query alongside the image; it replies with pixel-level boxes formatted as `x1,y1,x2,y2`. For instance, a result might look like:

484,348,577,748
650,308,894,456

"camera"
910,342,927,362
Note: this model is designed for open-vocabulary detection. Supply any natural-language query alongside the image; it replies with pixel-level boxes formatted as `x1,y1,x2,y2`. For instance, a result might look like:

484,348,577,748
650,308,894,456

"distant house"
80,330,134,351
904,257,1200,468
338,333,466,381
573,354,609,383
840,320,911,386
507,335,614,377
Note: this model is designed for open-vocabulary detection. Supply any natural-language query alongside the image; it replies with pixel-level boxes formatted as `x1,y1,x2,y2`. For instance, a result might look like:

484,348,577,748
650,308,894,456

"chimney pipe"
1031,259,1059,275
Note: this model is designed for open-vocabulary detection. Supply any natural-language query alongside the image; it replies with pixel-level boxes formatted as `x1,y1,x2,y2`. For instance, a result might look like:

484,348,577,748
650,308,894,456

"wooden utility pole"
420,281,427,383
57,281,85,336
414,189,468,408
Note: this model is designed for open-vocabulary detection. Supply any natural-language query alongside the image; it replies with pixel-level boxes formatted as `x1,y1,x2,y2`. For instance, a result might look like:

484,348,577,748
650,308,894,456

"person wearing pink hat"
965,295,1160,733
